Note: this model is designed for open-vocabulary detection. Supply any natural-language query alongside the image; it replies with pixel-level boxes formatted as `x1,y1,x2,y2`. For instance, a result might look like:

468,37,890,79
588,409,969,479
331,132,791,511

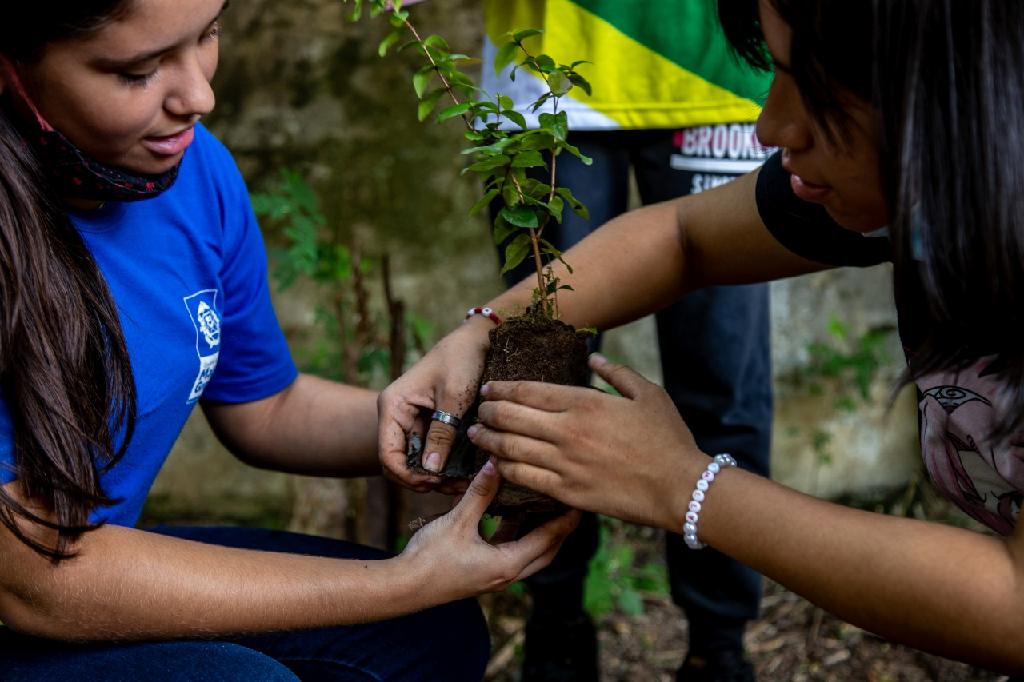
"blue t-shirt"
0,124,298,526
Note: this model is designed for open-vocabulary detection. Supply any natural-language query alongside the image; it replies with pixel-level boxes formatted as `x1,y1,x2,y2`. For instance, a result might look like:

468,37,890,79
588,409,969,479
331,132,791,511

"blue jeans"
497,128,773,642
0,527,490,681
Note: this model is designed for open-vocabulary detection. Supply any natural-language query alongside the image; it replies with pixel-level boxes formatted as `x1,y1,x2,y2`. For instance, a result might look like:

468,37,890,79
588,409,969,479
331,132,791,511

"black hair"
719,0,1024,442
0,1,137,561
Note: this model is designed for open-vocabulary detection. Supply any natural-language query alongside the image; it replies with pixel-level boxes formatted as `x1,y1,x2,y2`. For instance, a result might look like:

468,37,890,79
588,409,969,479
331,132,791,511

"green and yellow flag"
481,0,771,130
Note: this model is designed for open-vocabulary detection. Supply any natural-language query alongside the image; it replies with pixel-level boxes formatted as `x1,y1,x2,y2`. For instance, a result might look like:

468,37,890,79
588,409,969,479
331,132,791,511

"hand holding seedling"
397,457,581,602
467,354,714,530
377,316,492,492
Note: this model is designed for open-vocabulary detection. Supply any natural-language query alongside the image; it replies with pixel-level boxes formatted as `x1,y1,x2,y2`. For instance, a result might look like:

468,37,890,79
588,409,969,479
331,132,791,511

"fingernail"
467,424,481,439
424,451,441,472
480,383,491,396
481,458,496,475
589,353,608,367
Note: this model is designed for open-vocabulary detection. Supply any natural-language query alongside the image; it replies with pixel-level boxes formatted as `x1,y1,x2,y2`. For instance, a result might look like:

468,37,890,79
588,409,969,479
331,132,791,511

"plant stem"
507,171,548,302
401,18,476,133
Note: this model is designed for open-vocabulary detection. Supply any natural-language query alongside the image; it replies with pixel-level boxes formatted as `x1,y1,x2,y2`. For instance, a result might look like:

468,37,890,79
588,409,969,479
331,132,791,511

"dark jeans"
0,527,490,681
497,129,773,638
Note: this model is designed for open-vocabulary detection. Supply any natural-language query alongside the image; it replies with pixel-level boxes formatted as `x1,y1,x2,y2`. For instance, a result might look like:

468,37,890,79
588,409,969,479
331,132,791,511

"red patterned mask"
1,58,181,202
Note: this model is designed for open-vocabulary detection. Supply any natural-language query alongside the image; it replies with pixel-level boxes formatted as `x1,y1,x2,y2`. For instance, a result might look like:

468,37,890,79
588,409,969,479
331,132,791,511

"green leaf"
529,92,552,114
512,28,543,43
556,186,590,220
547,71,573,96
503,109,527,129
500,233,532,274
423,34,449,51
447,71,476,91
562,142,594,165
378,30,401,57
469,188,500,217
511,150,545,169
535,54,555,72
501,181,520,206
417,89,444,122
492,214,517,246
538,111,568,141
461,139,512,156
465,153,511,173
497,95,514,111
493,41,519,73
569,72,592,96
547,196,564,223
500,205,539,228
437,101,472,122
518,131,555,151
413,66,433,98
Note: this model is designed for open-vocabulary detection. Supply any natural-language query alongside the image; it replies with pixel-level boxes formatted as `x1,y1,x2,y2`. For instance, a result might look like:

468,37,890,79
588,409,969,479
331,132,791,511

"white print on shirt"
670,124,773,175
183,289,222,403
690,174,738,194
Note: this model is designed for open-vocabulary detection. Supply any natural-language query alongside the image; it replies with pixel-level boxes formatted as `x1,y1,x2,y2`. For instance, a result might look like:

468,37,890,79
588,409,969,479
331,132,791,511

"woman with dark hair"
381,0,1024,674
0,2,578,679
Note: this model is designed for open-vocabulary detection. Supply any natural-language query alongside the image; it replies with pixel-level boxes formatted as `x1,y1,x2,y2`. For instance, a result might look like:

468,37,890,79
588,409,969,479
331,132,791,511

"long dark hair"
719,0,1024,442
1,2,137,561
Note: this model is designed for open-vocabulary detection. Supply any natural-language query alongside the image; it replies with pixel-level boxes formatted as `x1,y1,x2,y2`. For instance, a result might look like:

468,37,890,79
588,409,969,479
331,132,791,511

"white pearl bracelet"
683,453,737,550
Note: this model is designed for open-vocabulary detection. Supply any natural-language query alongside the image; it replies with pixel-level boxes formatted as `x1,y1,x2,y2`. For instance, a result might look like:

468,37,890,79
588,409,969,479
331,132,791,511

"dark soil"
407,307,590,512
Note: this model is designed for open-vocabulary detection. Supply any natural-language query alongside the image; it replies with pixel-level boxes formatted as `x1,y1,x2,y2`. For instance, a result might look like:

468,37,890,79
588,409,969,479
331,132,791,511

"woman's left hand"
468,354,711,530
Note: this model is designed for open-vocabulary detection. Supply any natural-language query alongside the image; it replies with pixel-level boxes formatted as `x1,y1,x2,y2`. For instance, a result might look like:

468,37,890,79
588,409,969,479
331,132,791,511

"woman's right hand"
378,318,493,492
397,458,581,603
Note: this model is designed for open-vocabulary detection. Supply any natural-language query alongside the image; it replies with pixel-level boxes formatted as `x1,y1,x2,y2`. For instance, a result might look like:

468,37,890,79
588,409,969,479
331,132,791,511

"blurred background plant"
252,168,434,550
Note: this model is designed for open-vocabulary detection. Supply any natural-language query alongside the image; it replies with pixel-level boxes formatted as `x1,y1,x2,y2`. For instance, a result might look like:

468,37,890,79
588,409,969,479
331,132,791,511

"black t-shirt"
755,151,891,267
754,151,1023,534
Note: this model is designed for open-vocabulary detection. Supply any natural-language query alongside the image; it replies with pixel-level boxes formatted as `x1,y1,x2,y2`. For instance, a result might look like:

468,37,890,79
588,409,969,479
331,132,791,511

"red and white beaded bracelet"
465,306,502,325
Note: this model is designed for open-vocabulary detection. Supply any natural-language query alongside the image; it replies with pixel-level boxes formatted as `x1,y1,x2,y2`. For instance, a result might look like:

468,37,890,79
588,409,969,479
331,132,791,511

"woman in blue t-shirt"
0,2,579,679
382,0,1024,675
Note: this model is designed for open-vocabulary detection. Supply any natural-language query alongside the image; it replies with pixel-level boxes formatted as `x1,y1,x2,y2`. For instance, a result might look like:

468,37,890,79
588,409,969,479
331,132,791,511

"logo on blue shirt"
184,289,221,403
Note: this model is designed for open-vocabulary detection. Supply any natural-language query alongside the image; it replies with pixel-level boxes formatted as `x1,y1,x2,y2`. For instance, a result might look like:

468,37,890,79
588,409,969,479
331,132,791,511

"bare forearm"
206,374,380,477
482,171,823,334
0,524,420,641
690,468,1024,673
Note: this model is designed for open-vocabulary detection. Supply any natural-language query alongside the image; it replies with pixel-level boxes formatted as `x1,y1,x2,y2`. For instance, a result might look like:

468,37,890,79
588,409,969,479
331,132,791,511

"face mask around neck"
1,57,182,203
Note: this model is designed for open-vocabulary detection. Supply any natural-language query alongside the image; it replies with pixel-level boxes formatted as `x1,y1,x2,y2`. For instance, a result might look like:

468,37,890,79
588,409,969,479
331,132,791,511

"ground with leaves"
479,504,1009,682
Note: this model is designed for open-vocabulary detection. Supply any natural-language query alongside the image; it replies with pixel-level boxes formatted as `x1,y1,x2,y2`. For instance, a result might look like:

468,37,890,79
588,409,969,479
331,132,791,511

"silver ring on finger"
430,409,462,429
